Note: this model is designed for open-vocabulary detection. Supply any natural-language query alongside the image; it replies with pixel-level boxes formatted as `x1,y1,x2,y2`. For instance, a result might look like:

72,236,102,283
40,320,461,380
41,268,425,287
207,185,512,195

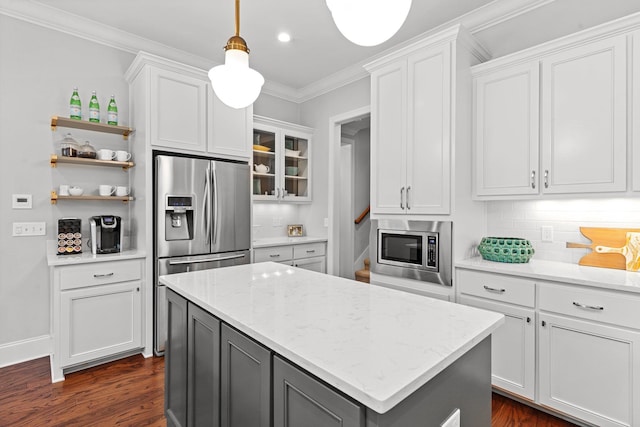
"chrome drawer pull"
93,272,114,278
269,254,280,258
483,285,506,293
306,250,316,253
572,301,604,311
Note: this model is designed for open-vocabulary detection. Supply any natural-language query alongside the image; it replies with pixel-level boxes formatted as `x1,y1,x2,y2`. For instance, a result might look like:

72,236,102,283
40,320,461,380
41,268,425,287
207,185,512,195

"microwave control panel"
427,235,437,268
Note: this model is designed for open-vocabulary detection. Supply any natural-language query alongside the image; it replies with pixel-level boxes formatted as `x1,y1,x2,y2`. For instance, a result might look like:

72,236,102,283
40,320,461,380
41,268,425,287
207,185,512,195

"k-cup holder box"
57,218,82,255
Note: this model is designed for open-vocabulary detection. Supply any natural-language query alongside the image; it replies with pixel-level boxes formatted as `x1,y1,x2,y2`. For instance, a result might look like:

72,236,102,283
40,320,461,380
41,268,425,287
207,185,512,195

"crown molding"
1,0,554,104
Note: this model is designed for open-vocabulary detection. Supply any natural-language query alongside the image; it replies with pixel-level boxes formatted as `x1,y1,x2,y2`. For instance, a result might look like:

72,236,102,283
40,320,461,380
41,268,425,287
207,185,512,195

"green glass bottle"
107,95,118,126
69,87,81,120
89,91,100,123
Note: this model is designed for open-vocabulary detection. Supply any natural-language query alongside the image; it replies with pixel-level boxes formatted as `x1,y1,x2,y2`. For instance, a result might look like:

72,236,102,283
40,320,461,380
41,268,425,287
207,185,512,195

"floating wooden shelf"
50,155,134,170
51,116,134,140
51,191,133,205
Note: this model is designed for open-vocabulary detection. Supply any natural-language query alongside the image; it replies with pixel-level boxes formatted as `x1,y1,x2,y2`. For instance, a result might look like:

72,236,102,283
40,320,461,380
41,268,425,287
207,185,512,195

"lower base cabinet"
165,288,188,427
273,356,364,427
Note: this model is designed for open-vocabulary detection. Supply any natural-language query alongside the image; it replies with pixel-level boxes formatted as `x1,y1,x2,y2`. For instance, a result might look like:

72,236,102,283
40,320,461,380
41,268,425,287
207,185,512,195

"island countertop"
159,262,504,414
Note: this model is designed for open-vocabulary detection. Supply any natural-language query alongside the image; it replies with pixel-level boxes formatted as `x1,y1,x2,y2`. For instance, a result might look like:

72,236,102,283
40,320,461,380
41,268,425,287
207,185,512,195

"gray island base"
160,262,503,427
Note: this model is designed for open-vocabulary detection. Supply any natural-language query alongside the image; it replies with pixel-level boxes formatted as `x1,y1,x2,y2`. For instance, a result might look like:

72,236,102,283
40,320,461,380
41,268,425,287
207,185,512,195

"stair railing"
354,205,370,225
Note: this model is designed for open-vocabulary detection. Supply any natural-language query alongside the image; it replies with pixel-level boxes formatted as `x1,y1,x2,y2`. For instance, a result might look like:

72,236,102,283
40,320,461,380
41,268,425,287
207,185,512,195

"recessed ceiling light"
278,32,291,43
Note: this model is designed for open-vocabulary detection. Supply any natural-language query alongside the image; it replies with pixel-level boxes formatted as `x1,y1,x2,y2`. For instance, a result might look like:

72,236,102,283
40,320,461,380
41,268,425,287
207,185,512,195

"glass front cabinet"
252,116,313,202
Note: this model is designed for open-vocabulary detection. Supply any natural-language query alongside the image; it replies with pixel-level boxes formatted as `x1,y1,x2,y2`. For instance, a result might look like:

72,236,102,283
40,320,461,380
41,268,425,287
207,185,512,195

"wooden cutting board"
566,227,640,270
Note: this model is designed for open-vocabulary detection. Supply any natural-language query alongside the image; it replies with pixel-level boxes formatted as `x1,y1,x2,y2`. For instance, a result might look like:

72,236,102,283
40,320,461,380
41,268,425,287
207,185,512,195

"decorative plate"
253,145,270,152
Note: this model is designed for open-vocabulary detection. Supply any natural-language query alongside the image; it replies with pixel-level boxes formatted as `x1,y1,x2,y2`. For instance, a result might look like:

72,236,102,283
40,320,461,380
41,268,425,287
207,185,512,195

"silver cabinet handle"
544,170,549,188
400,187,405,209
306,250,316,253
531,170,536,189
483,285,506,293
572,301,604,311
406,186,411,210
276,188,280,199
269,254,280,258
94,272,114,278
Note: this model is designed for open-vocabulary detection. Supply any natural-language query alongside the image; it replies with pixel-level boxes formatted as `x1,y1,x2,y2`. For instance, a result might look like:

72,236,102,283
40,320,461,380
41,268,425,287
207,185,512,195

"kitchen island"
160,262,504,427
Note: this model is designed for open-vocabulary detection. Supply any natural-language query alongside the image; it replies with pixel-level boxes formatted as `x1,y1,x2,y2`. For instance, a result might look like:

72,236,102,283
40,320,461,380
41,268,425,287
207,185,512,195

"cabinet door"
209,86,252,159
458,296,535,400
221,324,271,427
282,128,312,201
539,313,640,427
406,44,451,214
474,62,540,196
541,35,627,193
252,123,280,201
166,289,188,427
187,302,221,427
633,30,640,191
294,256,326,274
273,355,364,427
371,61,407,214
150,67,207,152
59,281,142,367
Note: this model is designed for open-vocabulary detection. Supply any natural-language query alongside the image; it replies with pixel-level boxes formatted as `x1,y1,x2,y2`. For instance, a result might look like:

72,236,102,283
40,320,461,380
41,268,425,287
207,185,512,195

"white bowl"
68,187,84,196
285,149,301,157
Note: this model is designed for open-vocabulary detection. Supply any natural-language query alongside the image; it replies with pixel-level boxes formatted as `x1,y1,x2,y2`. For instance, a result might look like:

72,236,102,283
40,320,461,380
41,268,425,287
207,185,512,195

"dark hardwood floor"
0,355,577,426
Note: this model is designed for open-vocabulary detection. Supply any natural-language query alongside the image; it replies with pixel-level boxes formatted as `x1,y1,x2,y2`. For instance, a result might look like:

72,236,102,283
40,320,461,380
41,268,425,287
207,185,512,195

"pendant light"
209,0,264,109
326,0,412,47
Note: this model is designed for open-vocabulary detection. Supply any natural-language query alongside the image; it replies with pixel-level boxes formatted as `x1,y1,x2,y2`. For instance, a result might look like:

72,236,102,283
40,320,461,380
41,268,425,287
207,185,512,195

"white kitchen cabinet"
472,31,628,198
541,35,627,194
473,62,539,196
368,43,451,215
252,116,313,202
253,241,326,273
51,257,145,381
457,269,535,400
632,30,640,192
126,52,251,160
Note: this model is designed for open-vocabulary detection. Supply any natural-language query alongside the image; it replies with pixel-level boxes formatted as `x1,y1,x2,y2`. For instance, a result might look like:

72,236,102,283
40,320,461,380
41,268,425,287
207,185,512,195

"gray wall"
353,128,370,263
0,15,134,356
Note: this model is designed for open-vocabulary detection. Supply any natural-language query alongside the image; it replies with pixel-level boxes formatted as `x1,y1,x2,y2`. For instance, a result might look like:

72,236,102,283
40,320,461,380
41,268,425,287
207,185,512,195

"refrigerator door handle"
212,165,219,245
168,253,246,265
204,165,211,244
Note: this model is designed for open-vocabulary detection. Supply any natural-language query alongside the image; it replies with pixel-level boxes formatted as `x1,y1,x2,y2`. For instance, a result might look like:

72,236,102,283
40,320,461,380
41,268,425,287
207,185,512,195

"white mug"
97,149,116,161
115,186,130,197
115,150,131,162
99,185,116,196
59,184,70,196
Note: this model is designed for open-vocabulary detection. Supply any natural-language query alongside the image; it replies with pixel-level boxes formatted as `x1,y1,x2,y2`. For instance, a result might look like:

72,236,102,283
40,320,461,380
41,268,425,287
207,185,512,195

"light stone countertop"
252,236,327,248
159,262,504,413
46,240,146,266
456,257,640,294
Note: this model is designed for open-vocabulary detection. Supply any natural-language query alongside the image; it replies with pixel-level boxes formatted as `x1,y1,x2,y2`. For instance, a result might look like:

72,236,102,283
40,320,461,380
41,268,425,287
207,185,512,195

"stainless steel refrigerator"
154,153,251,355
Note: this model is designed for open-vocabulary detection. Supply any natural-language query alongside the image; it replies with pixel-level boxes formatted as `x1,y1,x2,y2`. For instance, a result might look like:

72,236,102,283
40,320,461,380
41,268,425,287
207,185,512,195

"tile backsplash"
486,198,640,263
252,203,300,240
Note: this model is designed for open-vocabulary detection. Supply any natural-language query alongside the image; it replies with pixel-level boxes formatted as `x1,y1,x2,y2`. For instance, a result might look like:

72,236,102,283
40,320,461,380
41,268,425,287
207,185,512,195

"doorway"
328,107,371,278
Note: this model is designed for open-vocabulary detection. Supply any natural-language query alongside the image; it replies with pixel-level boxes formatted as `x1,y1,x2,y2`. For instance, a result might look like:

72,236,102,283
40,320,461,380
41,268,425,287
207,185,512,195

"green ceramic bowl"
478,237,535,263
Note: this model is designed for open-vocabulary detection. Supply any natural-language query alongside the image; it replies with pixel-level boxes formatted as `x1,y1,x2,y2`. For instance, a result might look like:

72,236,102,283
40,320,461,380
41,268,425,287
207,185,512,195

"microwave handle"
400,187,405,210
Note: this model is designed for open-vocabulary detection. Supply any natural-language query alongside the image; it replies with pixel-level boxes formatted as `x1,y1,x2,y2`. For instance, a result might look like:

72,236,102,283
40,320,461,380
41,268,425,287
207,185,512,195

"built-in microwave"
370,220,452,286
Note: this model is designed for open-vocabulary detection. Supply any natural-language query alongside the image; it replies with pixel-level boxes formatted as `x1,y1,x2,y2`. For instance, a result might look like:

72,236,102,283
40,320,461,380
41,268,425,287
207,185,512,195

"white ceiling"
11,0,640,100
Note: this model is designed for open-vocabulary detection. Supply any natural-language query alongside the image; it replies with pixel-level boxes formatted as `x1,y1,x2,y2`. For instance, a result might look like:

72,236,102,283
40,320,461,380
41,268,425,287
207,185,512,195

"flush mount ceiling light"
326,0,412,47
208,0,264,109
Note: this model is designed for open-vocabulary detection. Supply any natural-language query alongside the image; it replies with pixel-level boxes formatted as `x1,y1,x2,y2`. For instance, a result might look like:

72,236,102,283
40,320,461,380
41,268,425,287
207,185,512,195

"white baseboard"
0,335,52,368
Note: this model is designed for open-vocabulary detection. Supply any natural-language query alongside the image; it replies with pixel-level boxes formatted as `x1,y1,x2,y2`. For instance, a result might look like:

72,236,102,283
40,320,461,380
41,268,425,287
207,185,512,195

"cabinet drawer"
253,246,293,263
59,259,142,290
539,282,640,330
293,242,326,259
457,269,535,307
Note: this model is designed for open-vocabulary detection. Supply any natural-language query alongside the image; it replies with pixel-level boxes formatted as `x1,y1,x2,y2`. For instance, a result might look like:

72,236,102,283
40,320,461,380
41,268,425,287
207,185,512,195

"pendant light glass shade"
209,49,264,109
209,0,264,109
326,0,412,47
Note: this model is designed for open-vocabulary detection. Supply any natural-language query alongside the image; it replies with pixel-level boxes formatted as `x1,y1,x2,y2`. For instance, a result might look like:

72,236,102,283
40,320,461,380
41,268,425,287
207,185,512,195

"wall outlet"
541,226,554,242
13,222,46,236
441,408,460,427
324,217,329,227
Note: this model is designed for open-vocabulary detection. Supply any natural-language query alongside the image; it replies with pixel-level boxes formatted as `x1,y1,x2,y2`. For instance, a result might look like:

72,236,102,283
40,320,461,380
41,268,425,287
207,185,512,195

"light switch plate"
13,222,46,236
541,226,554,242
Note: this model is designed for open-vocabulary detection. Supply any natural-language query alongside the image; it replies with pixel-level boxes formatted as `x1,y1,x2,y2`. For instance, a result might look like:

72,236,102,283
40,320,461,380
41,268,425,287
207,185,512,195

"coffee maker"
89,215,123,254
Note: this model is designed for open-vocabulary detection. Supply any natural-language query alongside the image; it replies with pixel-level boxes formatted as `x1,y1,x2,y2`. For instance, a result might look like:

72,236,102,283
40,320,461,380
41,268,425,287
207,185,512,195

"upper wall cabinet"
126,52,251,161
633,30,640,192
365,26,486,216
472,21,632,199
